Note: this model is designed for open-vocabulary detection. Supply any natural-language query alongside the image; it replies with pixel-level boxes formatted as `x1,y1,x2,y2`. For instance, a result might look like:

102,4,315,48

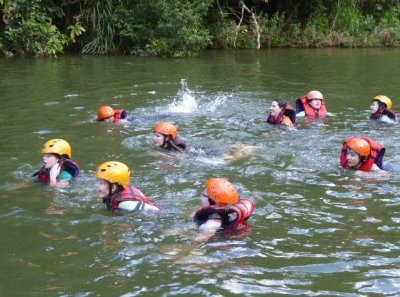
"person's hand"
49,163,61,186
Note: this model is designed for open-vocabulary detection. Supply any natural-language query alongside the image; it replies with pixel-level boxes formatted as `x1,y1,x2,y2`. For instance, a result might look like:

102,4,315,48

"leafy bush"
2,0,67,56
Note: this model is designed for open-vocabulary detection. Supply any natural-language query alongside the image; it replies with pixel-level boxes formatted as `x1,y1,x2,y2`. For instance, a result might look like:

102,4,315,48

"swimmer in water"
340,137,387,175
152,122,257,161
369,95,396,124
32,139,80,186
193,178,255,241
95,161,159,215
96,105,128,123
296,90,334,118
266,98,296,128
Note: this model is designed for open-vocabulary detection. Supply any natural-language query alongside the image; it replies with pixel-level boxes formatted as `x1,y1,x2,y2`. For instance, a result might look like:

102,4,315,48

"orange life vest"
194,198,255,230
297,96,328,119
340,137,385,171
113,109,127,123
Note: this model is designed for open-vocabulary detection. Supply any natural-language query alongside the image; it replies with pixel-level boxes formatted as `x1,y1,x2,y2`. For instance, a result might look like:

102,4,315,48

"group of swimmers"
267,90,396,128
34,90,396,239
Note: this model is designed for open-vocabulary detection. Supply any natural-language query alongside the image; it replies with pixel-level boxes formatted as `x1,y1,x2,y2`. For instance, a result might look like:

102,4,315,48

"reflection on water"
1,49,400,296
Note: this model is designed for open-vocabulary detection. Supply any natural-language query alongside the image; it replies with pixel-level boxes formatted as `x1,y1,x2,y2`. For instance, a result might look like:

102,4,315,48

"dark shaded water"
1,49,400,296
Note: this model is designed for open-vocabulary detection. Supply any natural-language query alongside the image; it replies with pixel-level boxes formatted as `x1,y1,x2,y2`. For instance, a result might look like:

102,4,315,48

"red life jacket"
36,159,80,185
340,137,385,171
267,105,296,126
297,96,328,119
370,108,397,121
108,185,156,211
113,109,127,123
194,199,255,230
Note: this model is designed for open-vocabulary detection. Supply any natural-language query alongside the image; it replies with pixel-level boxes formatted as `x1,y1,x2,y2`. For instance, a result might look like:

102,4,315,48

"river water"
1,49,400,296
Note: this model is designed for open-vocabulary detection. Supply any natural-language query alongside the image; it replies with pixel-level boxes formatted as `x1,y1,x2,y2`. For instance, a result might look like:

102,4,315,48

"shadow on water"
1,50,400,296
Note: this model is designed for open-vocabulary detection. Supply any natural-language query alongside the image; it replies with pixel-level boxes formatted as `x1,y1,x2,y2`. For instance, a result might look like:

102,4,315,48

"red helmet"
205,178,239,205
153,122,178,140
346,137,371,158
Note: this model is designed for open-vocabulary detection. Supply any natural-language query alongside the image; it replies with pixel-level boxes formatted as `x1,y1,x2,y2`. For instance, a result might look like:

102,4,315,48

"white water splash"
168,79,198,113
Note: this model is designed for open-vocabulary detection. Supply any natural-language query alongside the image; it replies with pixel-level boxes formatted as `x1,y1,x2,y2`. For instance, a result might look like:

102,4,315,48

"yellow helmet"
373,95,392,110
205,178,239,205
41,139,72,159
95,161,130,187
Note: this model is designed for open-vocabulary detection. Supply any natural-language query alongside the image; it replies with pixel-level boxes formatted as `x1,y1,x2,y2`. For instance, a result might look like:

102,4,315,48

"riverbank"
1,1,400,57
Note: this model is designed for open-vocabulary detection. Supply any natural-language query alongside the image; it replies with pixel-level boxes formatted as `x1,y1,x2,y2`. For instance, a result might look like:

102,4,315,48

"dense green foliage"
1,0,400,57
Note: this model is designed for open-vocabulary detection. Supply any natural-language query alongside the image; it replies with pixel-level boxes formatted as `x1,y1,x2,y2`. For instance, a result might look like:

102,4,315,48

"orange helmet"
205,178,239,205
346,137,371,158
306,90,324,100
95,161,130,187
97,106,115,121
41,139,72,159
373,95,392,110
153,122,178,140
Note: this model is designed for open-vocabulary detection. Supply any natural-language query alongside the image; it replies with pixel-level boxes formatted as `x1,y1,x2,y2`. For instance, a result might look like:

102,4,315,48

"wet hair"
49,153,66,162
373,99,387,110
274,98,288,109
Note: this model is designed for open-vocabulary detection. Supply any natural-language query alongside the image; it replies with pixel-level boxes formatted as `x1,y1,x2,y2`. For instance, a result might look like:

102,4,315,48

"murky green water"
1,49,400,296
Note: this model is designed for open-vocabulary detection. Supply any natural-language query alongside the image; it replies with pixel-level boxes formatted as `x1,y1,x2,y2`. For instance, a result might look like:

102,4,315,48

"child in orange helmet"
153,122,187,152
96,105,127,123
95,161,159,215
152,122,257,161
370,95,396,124
33,139,80,186
267,98,296,128
193,178,255,241
340,137,385,173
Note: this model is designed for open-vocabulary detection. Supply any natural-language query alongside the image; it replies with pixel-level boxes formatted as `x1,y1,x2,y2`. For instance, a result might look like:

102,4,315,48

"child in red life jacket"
267,98,296,128
153,122,187,152
340,137,386,173
194,178,255,241
95,161,159,215
296,90,334,119
96,105,127,123
370,95,396,124
33,139,80,186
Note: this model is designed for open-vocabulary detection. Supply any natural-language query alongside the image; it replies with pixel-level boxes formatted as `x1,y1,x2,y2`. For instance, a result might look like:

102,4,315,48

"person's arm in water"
118,201,159,212
195,214,222,241
379,115,396,124
354,163,389,176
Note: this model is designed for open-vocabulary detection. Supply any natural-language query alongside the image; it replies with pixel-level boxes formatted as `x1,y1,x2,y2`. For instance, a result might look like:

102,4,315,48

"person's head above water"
202,178,239,207
152,122,187,152
95,161,130,198
306,90,324,110
269,98,288,117
345,138,371,167
97,105,115,122
41,138,72,168
371,95,392,113
153,122,178,140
